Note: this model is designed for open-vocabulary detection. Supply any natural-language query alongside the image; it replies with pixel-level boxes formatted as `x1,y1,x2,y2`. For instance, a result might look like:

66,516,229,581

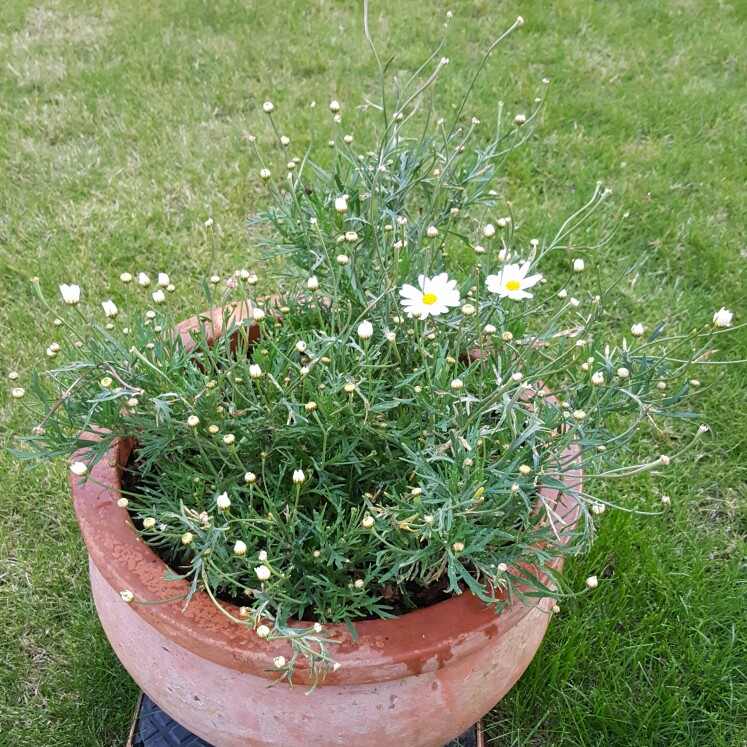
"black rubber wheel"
131,693,479,746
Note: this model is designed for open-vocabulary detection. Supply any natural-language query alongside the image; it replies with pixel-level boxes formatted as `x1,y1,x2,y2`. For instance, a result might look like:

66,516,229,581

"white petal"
522,273,543,288
399,284,422,300
485,275,503,294
507,289,533,300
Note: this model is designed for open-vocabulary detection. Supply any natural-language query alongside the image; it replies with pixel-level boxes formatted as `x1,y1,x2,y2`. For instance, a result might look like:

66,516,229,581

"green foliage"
9,11,734,682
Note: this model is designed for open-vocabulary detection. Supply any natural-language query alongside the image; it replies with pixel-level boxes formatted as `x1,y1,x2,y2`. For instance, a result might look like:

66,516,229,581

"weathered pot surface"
71,302,582,747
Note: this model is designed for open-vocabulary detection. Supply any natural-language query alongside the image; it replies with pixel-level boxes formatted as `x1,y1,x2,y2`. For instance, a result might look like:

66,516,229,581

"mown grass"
1,1,745,745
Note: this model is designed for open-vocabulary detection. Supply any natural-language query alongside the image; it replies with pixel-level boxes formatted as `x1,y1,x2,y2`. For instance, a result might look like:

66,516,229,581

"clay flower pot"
70,303,581,747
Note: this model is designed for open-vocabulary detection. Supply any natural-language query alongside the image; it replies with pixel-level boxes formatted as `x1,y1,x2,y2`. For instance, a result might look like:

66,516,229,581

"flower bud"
70,461,88,477
292,469,306,484
585,575,599,589
617,367,630,379
255,565,271,581
234,540,248,556
450,379,464,390
262,101,274,114
120,590,135,604
334,195,348,213
249,364,262,379
631,323,645,337
102,300,119,318
357,320,373,340
712,307,733,328
11,387,25,399
59,284,81,305
362,515,375,529
256,625,271,639
573,258,585,273
591,371,605,386
482,224,496,238
244,472,257,484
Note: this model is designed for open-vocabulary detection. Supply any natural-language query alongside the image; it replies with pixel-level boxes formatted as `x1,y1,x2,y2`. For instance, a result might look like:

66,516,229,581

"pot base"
128,693,484,747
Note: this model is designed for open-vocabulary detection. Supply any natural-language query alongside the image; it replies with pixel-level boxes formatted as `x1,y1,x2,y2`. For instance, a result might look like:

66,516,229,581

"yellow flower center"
506,280,521,291
422,293,438,305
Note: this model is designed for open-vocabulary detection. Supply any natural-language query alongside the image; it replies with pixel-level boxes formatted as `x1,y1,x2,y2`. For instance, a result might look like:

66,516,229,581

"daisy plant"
10,9,742,686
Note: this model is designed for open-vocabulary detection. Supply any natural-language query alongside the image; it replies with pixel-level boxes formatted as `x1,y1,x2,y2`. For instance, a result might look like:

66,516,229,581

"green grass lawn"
1,1,745,745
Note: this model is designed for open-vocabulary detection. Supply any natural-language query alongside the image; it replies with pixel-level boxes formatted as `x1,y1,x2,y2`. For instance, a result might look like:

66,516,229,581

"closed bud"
255,565,271,581
357,320,373,340
234,540,248,556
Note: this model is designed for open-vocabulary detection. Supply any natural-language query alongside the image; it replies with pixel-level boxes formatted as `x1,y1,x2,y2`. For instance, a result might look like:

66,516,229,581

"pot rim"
71,302,582,686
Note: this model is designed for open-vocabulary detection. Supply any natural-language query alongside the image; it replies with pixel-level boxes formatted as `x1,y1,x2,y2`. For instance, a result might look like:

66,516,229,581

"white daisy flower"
399,273,460,320
485,263,543,300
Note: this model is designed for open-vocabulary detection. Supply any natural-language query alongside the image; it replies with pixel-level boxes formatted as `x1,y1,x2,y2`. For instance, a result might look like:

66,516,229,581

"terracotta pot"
71,303,582,747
